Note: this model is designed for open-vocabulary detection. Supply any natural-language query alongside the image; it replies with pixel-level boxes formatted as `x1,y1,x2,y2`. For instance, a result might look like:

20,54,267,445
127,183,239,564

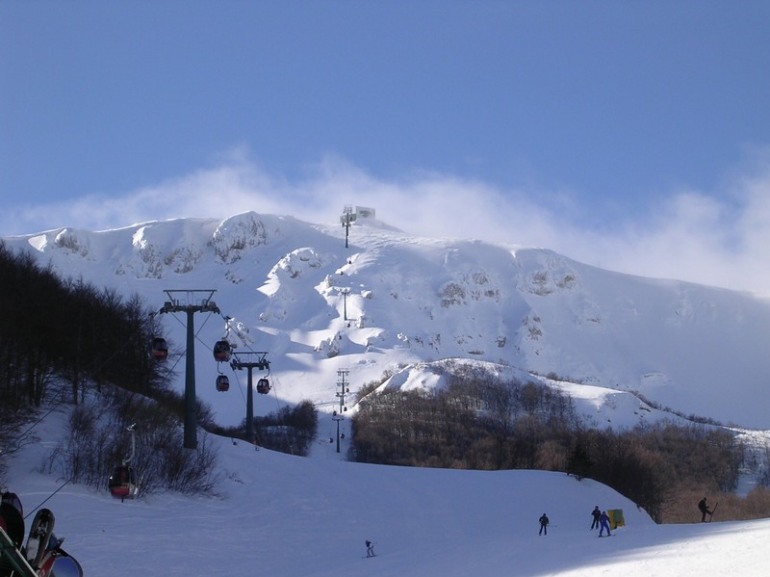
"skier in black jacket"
698,497,712,522
539,513,549,535
590,506,601,530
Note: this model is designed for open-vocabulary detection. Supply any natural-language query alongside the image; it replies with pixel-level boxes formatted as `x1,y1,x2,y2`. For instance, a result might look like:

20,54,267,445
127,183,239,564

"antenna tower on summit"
340,206,376,248
341,205,355,248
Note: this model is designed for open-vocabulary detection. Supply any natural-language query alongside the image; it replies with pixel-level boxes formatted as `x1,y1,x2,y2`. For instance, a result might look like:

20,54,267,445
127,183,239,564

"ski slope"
5,408,770,577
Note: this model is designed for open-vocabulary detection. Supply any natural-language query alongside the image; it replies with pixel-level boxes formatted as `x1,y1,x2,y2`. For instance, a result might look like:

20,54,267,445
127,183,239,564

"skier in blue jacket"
599,511,611,537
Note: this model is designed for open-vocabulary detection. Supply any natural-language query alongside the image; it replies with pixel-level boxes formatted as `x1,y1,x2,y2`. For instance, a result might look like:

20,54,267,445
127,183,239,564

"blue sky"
2,1,769,294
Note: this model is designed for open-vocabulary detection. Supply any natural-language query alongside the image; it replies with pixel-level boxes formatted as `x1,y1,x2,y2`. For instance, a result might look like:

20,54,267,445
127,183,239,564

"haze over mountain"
4,209,770,435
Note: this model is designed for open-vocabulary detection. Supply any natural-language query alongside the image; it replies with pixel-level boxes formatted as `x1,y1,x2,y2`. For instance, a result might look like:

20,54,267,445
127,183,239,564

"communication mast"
341,206,355,248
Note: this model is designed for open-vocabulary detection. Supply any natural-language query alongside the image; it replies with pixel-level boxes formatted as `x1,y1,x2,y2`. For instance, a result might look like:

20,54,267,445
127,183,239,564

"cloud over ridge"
4,149,770,296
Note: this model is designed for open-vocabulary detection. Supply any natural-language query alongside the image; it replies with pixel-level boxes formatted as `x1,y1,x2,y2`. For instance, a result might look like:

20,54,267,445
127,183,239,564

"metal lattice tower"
157,289,220,449
230,351,270,445
333,369,350,453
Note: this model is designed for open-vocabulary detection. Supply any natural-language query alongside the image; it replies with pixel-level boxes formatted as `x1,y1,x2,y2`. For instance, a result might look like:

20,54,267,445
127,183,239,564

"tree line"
350,366,761,523
212,400,319,456
0,244,170,411
0,242,318,493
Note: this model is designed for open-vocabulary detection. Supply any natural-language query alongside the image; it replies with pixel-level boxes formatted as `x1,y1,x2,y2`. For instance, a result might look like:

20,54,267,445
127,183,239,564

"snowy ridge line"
4,211,770,433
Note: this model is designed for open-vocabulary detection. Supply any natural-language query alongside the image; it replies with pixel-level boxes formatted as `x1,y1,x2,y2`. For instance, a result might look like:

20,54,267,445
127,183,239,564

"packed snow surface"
6,409,770,577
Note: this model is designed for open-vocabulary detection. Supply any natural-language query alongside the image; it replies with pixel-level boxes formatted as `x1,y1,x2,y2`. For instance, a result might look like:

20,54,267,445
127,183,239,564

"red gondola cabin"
213,340,231,362
216,375,230,392
151,337,168,361
108,465,138,501
257,378,271,394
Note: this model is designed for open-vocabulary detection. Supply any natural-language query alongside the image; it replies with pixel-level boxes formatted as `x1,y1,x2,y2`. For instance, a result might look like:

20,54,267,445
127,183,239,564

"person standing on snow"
365,540,376,557
698,497,712,522
590,506,601,530
599,510,612,537
538,513,549,536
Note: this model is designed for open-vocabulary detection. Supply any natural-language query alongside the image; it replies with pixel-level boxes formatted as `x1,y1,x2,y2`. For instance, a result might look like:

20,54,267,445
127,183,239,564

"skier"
698,497,712,522
365,540,376,558
598,510,611,537
538,513,549,536
590,505,601,530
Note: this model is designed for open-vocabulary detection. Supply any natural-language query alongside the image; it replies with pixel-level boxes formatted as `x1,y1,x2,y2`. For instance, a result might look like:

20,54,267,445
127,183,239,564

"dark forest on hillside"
351,367,769,523
0,243,317,494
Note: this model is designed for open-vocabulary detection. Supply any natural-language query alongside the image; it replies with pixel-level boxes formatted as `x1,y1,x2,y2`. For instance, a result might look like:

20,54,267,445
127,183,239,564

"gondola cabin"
151,337,169,361
108,465,138,502
216,375,230,392
257,378,271,395
213,340,232,362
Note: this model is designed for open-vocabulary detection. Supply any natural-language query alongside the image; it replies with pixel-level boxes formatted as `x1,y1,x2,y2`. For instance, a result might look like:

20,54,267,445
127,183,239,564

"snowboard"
25,508,55,568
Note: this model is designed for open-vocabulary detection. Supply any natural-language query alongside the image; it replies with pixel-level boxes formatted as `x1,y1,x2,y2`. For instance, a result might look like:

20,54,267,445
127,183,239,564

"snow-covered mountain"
5,210,770,577
4,210,770,434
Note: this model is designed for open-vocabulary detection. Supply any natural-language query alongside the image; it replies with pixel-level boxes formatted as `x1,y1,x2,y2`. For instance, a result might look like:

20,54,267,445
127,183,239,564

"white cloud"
581,157,770,296
3,149,770,297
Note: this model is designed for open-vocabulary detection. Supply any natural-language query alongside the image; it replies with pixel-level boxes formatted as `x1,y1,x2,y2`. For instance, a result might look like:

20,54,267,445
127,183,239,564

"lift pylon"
230,351,270,444
157,289,221,449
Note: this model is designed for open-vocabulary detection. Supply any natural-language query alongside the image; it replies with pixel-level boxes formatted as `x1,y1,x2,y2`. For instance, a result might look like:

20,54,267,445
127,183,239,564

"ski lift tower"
230,351,270,444
158,289,221,449
332,369,350,453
